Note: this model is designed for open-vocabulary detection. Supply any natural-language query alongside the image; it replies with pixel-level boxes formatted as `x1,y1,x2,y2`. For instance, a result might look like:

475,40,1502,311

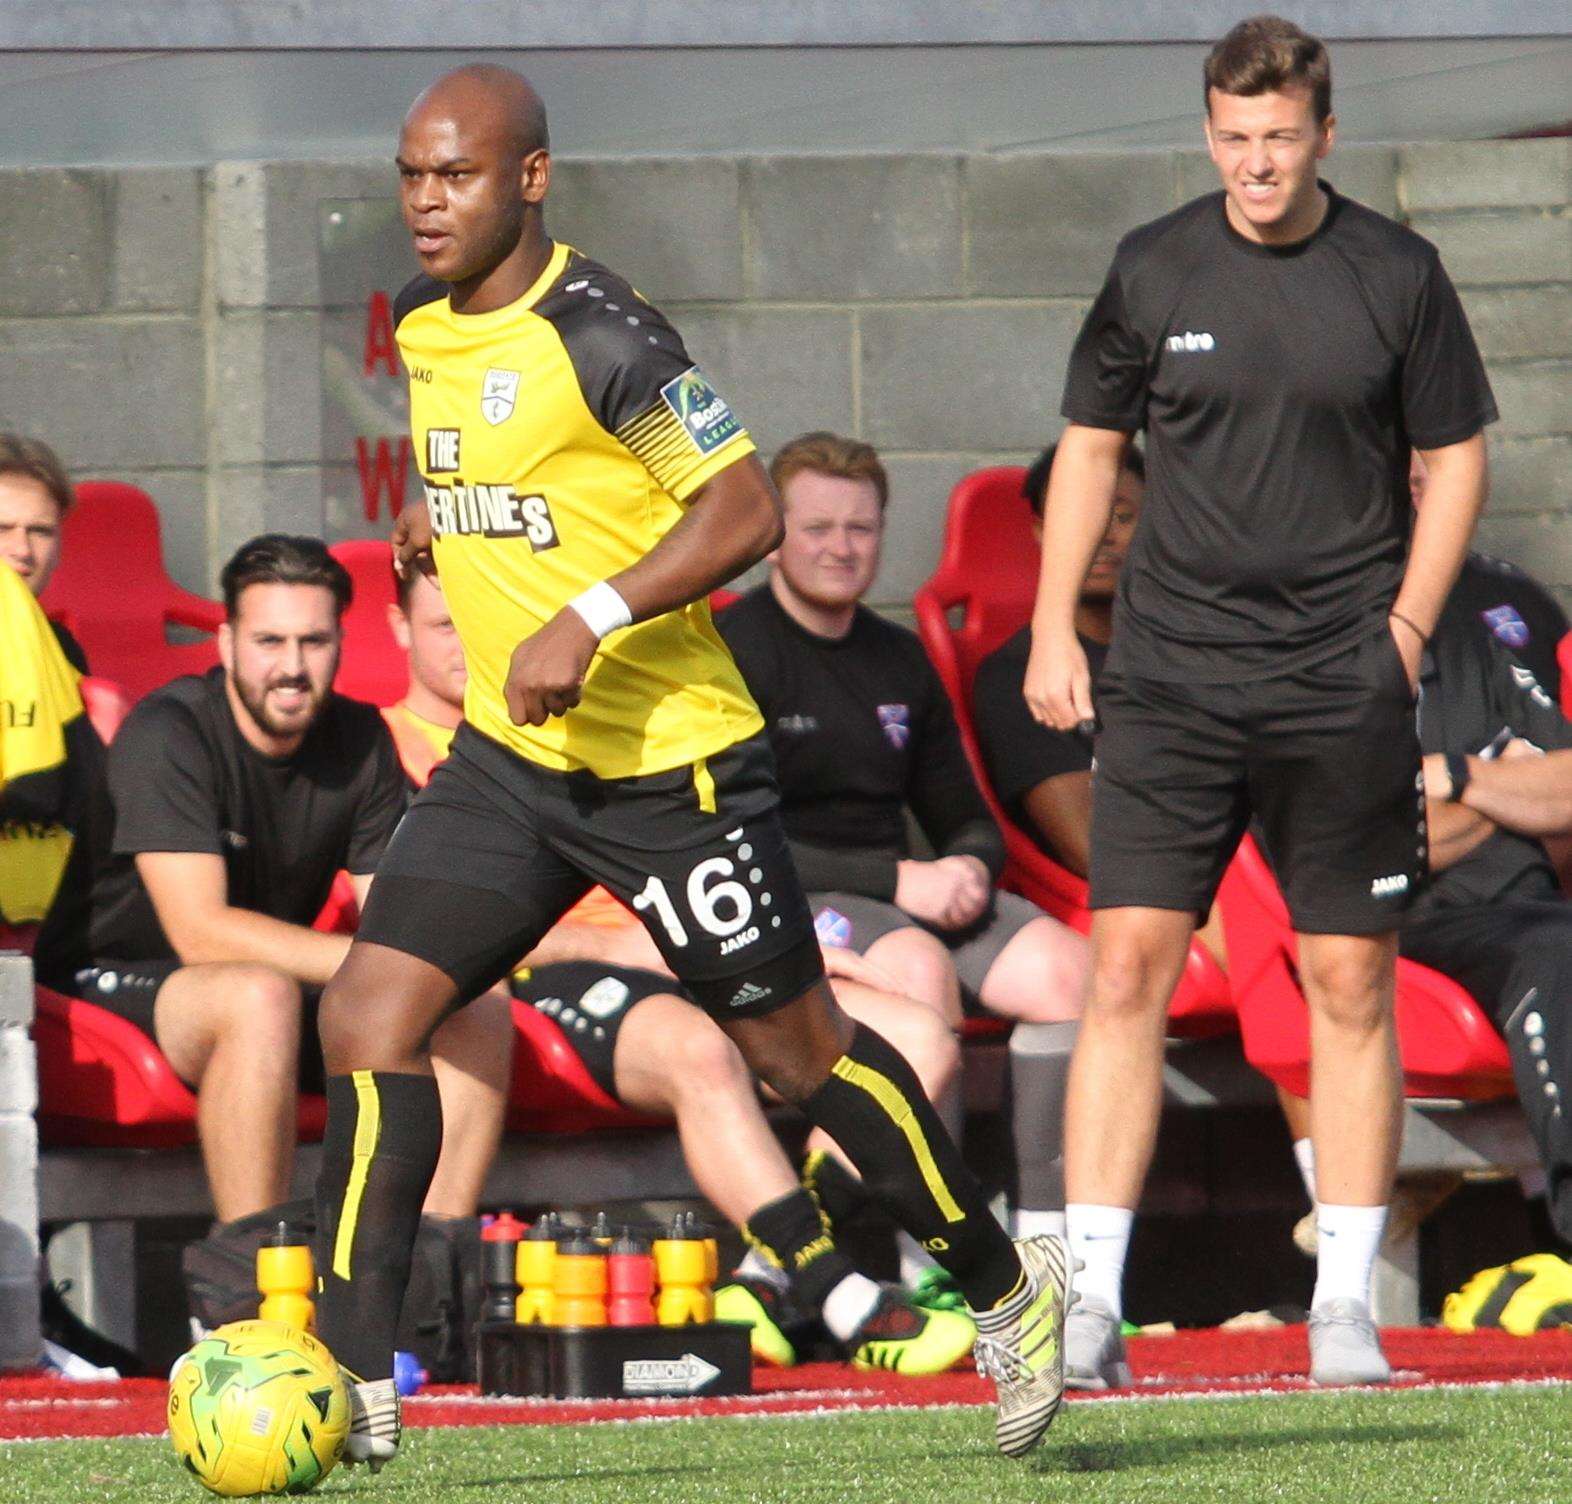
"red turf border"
4,1327,1571,1443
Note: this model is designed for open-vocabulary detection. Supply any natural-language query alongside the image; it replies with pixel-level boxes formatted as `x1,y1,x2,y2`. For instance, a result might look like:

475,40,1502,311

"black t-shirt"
50,620,89,676
716,587,1004,901
1410,577,1572,920
973,626,1108,857
1062,184,1497,682
1445,552,1568,702
59,668,407,968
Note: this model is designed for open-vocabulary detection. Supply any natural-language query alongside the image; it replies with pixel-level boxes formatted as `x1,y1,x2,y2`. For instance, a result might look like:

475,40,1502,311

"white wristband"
567,580,633,640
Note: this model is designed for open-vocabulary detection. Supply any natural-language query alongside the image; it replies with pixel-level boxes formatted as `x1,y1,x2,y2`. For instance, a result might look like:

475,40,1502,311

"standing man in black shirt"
34,535,513,1227
1026,16,1496,1386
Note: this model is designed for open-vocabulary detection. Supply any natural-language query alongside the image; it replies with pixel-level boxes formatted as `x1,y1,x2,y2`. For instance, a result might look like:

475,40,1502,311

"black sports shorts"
356,724,822,1019
510,961,675,1101
67,959,326,1093
1090,625,1425,934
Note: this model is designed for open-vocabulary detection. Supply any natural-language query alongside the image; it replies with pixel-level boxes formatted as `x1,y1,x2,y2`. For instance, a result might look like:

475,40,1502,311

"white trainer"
1309,1298,1393,1386
1064,1294,1133,1390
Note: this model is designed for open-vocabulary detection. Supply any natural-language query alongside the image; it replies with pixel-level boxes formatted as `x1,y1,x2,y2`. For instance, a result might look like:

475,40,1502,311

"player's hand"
1387,614,1423,695
1024,628,1095,733
504,608,599,726
819,944,903,993
895,855,991,931
391,500,436,580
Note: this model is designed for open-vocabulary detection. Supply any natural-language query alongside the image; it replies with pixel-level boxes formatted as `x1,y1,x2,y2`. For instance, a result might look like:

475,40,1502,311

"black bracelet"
1445,751,1471,803
1390,609,1430,645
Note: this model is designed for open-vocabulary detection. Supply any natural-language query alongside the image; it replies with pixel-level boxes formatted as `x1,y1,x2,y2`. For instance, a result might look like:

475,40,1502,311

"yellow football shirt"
394,240,765,778
0,561,86,922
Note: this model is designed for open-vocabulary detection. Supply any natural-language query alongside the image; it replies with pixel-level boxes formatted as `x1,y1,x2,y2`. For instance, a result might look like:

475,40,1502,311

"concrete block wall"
0,137,1565,614
0,955,40,1370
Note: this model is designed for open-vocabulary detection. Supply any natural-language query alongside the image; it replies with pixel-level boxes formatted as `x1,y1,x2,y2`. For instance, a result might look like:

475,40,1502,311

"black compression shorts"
356,724,823,1019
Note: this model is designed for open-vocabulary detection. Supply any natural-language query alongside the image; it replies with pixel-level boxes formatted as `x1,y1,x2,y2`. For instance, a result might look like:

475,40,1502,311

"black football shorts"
1089,625,1426,934
356,724,822,1019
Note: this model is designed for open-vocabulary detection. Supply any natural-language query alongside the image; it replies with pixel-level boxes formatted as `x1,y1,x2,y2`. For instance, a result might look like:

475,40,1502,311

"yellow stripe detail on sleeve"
331,1070,383,1280
829,1056,966,1223
693,757,717,814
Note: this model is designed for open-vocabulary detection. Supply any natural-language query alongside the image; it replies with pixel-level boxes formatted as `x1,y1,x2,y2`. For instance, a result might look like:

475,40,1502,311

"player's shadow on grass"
1055,1421,1453,1474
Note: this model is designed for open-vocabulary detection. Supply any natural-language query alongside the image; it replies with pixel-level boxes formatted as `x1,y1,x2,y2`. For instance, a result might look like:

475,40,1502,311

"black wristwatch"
1444,752,1471,803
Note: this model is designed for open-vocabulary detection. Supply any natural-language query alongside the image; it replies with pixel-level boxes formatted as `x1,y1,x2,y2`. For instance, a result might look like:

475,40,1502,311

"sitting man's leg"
150,962,305,1223
553,968,974,1373
423,984,514,1219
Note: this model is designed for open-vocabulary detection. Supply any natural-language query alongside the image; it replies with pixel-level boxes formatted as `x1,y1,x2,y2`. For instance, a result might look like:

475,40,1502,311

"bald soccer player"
311,65,1068,1468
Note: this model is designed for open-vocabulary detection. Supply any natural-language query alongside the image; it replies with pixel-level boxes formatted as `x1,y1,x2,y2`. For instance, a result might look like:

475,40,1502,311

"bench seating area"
19,472,1548,1353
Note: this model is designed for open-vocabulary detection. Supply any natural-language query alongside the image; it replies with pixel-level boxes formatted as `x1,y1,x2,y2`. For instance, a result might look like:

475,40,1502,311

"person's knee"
432,986,515,1080
667,1015,754,1101
868,930,961,1021
986,919,1088,1021
207,966,301,1061
1300,947,1391,1034
881,1003,961,1096
1087,933,1183,1023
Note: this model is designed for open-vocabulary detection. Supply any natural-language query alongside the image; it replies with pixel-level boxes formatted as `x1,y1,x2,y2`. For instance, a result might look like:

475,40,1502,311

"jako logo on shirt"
1370,873,1410,898
660,367,740,455
1166,331,1216,353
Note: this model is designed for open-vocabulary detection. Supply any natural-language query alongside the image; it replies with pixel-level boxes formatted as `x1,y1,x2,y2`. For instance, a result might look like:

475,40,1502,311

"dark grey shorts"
806,889,1044,1003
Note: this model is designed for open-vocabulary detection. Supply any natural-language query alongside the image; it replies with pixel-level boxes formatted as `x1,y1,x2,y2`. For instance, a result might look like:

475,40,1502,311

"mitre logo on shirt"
1165,330,1216,353
424,482,560,550
426,428,460,473
480,367,521,426
660,366,740,455
877,703,910,750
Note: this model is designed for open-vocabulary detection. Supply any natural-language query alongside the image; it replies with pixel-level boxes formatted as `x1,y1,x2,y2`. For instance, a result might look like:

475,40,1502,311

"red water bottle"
607,1228,656,1326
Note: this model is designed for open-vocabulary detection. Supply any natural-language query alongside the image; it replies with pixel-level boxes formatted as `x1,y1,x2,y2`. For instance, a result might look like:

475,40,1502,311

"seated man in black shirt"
0,434,89,673
1401,562,1572,1245
34,535,512,1225
717,433,1088,1272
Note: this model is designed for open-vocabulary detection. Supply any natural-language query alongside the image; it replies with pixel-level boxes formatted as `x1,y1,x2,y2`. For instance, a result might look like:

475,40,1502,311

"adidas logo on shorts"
727,981,772,1010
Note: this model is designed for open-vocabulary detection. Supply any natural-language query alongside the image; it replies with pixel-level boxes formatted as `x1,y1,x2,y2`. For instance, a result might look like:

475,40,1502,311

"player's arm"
1389,433,1488,686
505,453,781,726
135,851,352,984
1420,789,1497,873
1430,748,1572,839
1024,424,1132,731
1020,770,1095,877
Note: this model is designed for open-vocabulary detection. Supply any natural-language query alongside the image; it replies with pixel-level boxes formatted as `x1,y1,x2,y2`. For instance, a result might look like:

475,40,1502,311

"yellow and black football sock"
801,1148,872,1231
802,1023,1020,1310
313,1071,442,1382
742,1188,858,1311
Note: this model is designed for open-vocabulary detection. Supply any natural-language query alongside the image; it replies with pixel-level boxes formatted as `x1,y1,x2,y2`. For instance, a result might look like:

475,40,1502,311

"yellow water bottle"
654,1215,713,1324
516,1215,559,1325
552,1231,608,1327
257,1222,315,1333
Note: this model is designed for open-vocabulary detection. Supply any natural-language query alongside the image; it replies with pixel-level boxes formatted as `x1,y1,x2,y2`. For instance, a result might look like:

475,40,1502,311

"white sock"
1066,1203,1133,1318
1293,1138,1317,1202
1013,1208,1067,1240
1311,1202,1388,1308
896,1229,938,1287
820,1271,883,1343
737,1248,789,1292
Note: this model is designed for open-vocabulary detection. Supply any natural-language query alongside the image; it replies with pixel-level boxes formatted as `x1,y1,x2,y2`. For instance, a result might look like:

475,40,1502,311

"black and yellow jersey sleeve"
394,242,763,778
0,562,87,923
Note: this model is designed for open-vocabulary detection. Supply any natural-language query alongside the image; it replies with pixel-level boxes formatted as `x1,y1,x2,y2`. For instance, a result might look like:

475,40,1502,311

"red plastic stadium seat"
40,481,222,701
33,986,326,1148
505,998,664,1135
913,467,1235,1038
329,539,407,708
79,676,132,744
1216,836,1513,1101
1559,631,1572,716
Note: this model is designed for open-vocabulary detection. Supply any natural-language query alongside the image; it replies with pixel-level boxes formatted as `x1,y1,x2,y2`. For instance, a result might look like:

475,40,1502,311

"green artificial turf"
5,1386,1569,1504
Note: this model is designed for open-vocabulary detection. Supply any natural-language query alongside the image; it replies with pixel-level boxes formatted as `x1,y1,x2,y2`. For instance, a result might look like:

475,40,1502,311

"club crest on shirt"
480,367,521,426
660,366,740,455
1481,603,1530,651
877,703,910,750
